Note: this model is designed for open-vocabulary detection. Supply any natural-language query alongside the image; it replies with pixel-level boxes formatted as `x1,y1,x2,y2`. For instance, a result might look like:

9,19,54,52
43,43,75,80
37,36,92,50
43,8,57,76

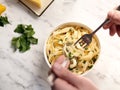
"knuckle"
108,10,115,19
108,10,120,24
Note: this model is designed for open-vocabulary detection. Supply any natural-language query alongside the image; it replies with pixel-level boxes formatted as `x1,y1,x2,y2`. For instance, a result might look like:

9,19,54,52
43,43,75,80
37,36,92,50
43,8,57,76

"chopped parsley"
68,52,72,59
68,52,74,59
84,47,88,50
79,42,82,46
88,65,93,69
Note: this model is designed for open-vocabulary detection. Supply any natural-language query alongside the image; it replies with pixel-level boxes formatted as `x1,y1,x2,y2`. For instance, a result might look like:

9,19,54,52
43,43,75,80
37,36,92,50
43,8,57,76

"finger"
109,24,116,36
52,78,77,90
103,21,113,29
55,55,66,64
48,55,69,85
49,55,67,75
108,10,120,25
116,25,120,37
77,76,98,90
52,62,81,88
66,61,70,68
54,55,70,68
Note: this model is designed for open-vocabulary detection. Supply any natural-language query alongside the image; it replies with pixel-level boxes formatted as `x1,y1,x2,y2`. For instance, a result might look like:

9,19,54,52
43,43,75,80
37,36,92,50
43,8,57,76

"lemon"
0,4,6,15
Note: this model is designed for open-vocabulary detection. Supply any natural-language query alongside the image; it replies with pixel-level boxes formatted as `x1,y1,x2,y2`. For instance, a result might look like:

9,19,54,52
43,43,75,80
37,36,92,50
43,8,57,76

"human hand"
51,55,98,90
103,6,120,36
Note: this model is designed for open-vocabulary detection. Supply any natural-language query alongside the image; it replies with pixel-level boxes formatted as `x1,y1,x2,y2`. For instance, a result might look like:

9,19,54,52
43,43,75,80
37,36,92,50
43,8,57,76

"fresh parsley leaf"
0,16,9,27
19,36,30,52
14,24,35,37
14,24,25,33
28,37,38,44
26,25,33,31
24,30,35,38
11,24,38,52
11,37,20,51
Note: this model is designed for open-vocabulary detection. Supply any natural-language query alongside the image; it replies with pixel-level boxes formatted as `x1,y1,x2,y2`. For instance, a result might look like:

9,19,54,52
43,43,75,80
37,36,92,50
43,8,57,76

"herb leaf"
11,37,20,51
14,24,25,33
25,30,35,38
68,52,73,59
28,37,38,44
0,16,9,27
19,36,30,52
11,24,38,52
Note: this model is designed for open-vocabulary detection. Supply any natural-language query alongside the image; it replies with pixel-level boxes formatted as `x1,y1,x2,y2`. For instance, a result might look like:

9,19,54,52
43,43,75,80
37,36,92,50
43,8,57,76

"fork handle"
92,5,120,35
91,18,110,35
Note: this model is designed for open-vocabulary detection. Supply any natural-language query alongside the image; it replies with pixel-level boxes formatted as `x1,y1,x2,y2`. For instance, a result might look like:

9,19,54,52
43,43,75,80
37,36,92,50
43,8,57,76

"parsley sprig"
11,24,38,52
0,16,9,27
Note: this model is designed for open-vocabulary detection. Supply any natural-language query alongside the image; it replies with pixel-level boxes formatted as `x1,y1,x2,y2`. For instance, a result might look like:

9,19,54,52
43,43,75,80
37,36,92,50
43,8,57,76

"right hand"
103,8,120,36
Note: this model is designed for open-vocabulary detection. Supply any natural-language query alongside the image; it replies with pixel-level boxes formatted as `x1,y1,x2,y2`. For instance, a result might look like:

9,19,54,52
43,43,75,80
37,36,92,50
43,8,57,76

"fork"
74,5,120,48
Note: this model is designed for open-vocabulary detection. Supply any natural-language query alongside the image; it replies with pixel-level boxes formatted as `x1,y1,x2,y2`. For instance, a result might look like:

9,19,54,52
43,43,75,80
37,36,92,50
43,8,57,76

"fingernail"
61,59,69,67
53,63,61,70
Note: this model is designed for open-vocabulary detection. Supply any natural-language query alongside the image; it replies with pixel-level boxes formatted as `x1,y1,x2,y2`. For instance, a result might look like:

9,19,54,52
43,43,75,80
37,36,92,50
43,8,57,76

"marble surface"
0,0,120,90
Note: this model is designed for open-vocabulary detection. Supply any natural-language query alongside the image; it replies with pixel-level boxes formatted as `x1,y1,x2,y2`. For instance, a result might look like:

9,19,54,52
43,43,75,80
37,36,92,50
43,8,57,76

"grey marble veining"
0,0,120,90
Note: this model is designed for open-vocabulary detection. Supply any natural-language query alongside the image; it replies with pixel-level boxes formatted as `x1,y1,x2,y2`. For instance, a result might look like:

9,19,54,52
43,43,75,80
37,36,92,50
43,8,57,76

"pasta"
46,23,100,74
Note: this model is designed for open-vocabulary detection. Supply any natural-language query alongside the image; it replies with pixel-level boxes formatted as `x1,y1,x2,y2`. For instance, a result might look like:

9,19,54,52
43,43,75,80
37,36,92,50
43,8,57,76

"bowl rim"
44,22,101,75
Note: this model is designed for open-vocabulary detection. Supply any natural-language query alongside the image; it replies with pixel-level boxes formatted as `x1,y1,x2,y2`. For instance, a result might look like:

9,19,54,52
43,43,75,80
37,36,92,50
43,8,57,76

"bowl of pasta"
44,22,100,75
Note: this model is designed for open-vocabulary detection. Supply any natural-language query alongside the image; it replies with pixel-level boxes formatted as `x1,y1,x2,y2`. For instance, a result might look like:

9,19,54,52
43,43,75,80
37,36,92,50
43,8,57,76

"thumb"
52,62,81,88
108,10,120,25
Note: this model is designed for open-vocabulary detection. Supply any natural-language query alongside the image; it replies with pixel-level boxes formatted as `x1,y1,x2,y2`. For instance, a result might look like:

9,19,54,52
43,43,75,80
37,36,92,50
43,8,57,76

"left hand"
51,55,98,90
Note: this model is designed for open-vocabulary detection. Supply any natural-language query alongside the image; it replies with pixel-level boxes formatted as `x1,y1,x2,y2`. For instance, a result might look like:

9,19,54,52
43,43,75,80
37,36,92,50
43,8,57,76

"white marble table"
0,0,120,90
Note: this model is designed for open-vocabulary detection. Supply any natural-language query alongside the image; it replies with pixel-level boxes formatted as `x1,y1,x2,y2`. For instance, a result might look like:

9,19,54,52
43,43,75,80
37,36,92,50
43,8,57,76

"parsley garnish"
68,52,73,59
11,24,38,52
0,16,9,27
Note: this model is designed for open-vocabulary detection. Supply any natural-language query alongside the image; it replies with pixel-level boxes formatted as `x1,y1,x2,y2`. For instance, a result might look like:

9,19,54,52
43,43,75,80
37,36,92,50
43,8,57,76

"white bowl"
44,22,100,75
